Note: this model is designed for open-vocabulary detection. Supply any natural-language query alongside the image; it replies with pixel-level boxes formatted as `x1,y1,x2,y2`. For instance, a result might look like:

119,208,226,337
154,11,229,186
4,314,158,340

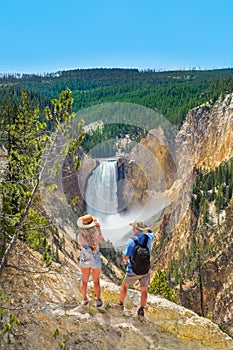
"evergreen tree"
0,89,85,274
148,268,177,302
0,91,48,258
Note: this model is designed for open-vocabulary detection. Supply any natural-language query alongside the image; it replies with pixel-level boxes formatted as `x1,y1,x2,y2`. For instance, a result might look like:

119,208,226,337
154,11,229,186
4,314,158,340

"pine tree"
0,91,48,257
148,268,177,302
0,89,85,274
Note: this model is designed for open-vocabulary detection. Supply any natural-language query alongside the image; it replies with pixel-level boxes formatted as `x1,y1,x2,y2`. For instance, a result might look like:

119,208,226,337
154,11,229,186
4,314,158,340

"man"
112,220,154,316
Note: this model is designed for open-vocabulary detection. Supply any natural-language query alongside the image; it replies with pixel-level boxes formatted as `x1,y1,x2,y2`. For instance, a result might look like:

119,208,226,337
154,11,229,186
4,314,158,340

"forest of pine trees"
1,68,233,127
191,159,233,224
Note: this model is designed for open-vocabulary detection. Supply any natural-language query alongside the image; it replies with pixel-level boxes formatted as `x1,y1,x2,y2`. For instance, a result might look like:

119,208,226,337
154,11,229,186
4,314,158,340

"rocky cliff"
178,94,233,168
1,242,232,350
116,93,233,214
154,94,233,336
62,148,97,215
116,128,178,211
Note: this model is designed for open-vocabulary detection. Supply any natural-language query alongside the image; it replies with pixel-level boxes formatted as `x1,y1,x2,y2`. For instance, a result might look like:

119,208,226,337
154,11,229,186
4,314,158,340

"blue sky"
1,0,233,74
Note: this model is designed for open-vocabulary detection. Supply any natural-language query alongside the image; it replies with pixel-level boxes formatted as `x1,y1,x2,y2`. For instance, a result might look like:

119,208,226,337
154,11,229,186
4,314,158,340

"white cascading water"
85,160,118,218
85,159,164,248
85,159,132,247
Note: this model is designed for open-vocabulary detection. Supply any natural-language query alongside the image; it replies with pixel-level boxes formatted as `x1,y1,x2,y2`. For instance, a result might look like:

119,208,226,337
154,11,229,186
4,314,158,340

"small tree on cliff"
148,268,177,303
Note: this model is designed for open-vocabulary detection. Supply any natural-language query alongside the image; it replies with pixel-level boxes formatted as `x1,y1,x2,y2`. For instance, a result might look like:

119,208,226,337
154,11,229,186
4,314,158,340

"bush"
148,268,177,303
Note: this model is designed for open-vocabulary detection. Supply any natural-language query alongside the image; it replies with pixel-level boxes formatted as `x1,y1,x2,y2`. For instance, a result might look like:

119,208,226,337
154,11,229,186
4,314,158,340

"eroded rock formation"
155,94,233,336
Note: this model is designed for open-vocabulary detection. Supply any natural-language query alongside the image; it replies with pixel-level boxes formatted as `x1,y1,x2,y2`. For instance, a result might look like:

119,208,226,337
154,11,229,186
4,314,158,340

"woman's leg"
91,268,101,300
81,268,91,300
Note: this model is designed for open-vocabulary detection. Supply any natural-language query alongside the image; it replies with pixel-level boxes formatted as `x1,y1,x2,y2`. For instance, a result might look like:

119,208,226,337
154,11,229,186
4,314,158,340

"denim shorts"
79,246,101,269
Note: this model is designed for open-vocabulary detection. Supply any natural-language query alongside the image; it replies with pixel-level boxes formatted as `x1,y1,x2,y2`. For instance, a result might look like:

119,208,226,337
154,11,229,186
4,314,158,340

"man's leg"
110,280,129,309
137,273,150,316
120,281,128,304
111,274,137,309
140,286,148,308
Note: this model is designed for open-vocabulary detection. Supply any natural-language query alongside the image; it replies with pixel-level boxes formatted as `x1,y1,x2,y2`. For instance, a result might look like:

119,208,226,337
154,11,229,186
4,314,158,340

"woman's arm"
94,222,105,243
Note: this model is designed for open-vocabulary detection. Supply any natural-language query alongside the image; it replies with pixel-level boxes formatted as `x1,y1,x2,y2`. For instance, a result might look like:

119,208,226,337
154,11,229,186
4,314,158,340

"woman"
77,214,105,307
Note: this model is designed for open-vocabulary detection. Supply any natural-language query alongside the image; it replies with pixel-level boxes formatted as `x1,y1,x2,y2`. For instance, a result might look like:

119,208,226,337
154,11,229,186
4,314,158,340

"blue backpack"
130,235,150,275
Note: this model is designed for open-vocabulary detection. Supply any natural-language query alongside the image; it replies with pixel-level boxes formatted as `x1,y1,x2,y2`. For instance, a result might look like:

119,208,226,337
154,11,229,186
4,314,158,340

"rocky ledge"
1,242,232,350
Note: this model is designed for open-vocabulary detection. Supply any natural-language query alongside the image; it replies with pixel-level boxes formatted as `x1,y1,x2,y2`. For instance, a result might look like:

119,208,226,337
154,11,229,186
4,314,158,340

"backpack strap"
132,235,148,248
130,237,139,264
142,234,149,248
132,237,139,246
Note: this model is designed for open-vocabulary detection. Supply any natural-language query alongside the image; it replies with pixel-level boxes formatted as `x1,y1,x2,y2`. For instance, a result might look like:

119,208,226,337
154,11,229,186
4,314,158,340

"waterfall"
85,159,131,246
84,159,163,248
85,160,118,219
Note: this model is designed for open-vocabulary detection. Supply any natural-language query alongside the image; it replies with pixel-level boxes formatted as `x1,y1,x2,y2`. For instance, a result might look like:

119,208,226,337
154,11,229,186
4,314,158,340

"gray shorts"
123,272,150,287
79,246,101,269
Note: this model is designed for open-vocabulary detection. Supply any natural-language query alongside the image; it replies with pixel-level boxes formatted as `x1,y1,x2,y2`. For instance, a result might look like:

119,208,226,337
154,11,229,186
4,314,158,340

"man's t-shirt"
124,232,154,274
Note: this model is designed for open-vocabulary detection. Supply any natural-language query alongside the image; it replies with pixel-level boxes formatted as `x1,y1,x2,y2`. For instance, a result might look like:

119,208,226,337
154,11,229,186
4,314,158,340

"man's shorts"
123,272,150,287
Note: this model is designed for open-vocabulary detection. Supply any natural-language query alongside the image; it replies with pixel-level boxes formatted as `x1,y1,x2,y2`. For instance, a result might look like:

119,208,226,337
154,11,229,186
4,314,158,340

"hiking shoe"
82,299,89,306
109,302,124,310
137,306,144,317
96,299,103,307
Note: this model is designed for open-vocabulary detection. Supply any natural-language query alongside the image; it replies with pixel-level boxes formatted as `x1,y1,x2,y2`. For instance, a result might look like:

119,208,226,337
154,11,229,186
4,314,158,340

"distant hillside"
1,67,233,126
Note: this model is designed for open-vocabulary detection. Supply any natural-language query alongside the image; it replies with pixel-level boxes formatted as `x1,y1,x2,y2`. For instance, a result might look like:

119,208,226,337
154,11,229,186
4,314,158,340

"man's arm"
123,238,135,264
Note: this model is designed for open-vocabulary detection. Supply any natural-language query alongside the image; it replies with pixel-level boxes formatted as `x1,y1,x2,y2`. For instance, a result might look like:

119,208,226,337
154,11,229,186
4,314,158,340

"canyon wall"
157,94,233,335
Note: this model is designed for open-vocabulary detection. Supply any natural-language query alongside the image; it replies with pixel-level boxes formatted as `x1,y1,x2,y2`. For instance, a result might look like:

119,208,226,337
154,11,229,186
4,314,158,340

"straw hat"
129,220,151,231
77,214,96,228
